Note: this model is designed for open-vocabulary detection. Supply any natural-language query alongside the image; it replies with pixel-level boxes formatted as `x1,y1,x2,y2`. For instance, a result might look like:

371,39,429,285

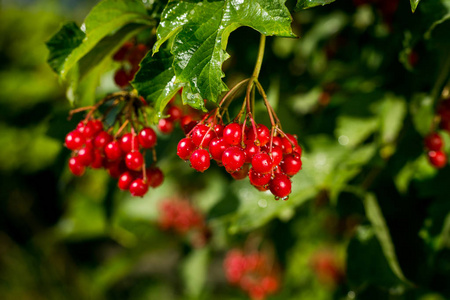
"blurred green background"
1,0,450,299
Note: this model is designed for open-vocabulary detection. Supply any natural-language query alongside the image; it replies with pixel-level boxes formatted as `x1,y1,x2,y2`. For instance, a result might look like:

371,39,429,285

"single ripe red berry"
249,168,271,187
125,151,144,171
129,178,149,197
91,120,103,135
269,145,284,167
146,167,164,188
269,173,292,199
213,124,224,137
424,133,443,151
272,136,283,148
77,120,97,139
114,68,129,88
261,275,279,293
118,171,135,190
222,146,246,173
280,154,302,176
105,141,123,161
120,133,139,153
209,137,229,161
158,118,174,134
177,137,196,160
167,106,183,121
247,124,270,146
138,127,157,148
428,150,447,168
192,124,215,148
190,148,211,172
68,157,85,176
223,123,242,146
77,146,94,166
65,130,85,150
113,41,133,61
94,131,112,149
251,152,273,174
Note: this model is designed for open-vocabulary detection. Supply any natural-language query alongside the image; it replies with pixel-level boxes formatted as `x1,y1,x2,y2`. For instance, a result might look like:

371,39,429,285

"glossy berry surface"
158,118,174,134
105,141,123,161
269,173,292,199
192,124,214,148
222,146,246,173
129,179,149,197
65,130,85,150
68,157,85,176
249,168,271,187
251,152,273,174
190,148,211,172
120,133,139,153
428,150,447,168
209,138,229,161
280,154,302,176
138,127,157,149
424,133,443,151
94,131,112,149
125,151,144,171
177,138,196,160
118,171,134,190
147,167,164,188
223,123,242,146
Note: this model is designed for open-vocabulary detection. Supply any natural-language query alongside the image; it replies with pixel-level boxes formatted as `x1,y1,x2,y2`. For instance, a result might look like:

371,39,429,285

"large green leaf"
154,0,295,103
296,0,337,10
363,193,410,284
54,0,154,79
132,50,183,123
46,22,85,74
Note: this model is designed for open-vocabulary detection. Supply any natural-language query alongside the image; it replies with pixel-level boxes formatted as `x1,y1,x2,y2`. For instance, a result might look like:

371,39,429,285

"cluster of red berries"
65,119,163,197
112,41,148,88
158,198,211,247
224,249,280,300
424,132,447,168
309,249,344,287
177,120,302,199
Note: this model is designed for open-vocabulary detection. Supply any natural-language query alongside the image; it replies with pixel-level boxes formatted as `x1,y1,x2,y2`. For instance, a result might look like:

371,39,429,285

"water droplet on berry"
282,196,289,201
274,196,280,201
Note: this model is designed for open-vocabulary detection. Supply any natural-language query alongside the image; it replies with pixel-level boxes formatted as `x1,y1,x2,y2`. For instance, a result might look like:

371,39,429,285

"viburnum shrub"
64,92,163,197
224,248,280,300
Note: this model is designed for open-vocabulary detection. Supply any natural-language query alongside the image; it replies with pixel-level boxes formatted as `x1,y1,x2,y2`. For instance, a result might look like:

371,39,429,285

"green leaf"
181,248,209,298
132,50,183,123
410,0,421,13
377,94,407,144
347,225,406,289
46,22,85,74
296,0,337,10
59,0,154,79
154,0,295,103
363,193,410,284
410,93,434,136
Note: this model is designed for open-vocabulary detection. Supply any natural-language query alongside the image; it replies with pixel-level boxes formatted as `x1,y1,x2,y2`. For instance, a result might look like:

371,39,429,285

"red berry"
244,140,260,163
428,150,447,168
118,171,135,190
90,149,104,169
231,163,250,180
158,118,174,134
112,41,133,61
138,127,157,148
424,133,443,151
120,133,139,153
147,167,164,188
251,152,273,174
261,276,279,293
209,137,229,161
180,115,196,133
223,123,242,146
105,159,126,178
167,106,183,121
105,141,123,161
77,120,97,139
213,124,224,137
68,157,85,176
94,131,112,149
222,146,246,173
91,120,103,135
125,151,144,171
129,178,149,197
280,154,302,176
269,145,284,166
269,173,292,199
77,146,94,166
114,68,129,88
272,136,283,148
177,137,196,160
247,124,270,146
65,130,85,150
249,168,271,187
192,124,215,148
190,148,211,172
